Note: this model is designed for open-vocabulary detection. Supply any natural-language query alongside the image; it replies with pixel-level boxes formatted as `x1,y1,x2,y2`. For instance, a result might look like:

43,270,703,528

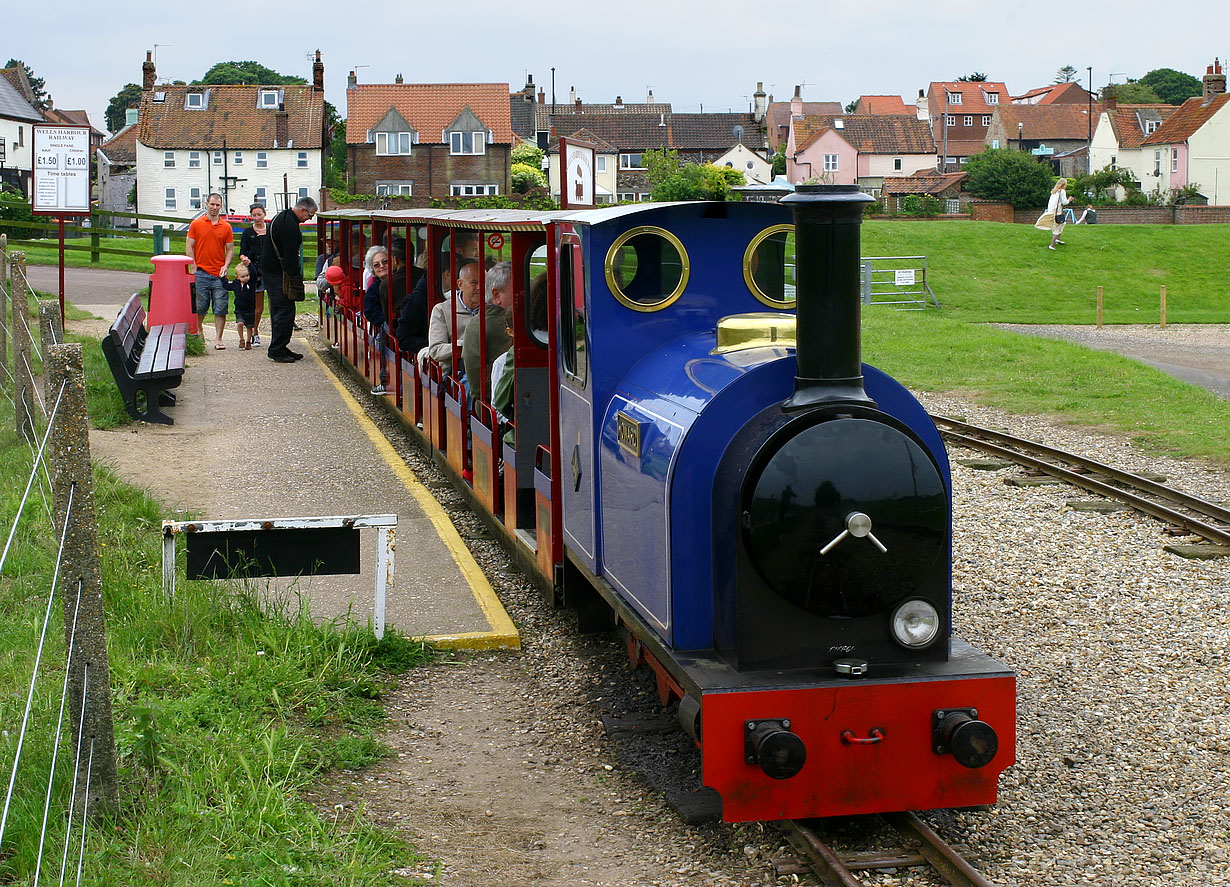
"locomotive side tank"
564,186,1015,822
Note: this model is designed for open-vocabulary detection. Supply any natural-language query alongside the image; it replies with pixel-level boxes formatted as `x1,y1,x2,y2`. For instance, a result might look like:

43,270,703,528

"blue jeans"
194,271,228,316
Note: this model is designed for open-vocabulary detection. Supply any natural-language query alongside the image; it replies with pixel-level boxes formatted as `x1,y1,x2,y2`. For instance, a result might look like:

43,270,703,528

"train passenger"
492,273,548,442
461,261,513,401
382,239,410,325
393,249,430,357
404,230,480,313
362,246,391,394
418,259,479,376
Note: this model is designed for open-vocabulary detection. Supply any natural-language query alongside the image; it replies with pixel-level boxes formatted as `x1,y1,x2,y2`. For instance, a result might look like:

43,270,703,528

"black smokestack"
780,183,876,410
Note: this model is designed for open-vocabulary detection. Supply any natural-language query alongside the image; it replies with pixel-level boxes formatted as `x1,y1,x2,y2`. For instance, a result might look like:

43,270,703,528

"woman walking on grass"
1036,178,1071,251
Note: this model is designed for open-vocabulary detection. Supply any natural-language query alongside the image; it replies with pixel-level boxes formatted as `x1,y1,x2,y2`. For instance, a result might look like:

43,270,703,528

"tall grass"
0,388,435,884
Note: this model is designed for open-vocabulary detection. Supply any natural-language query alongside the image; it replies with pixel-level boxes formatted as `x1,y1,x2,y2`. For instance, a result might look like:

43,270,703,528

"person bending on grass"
186,192,234,350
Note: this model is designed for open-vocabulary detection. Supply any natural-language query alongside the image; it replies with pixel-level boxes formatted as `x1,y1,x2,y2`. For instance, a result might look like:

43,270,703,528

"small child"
324,263,356,349
225,264,257,349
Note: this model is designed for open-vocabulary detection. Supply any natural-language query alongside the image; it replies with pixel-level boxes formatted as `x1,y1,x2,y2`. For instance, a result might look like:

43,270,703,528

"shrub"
963,148,1053,208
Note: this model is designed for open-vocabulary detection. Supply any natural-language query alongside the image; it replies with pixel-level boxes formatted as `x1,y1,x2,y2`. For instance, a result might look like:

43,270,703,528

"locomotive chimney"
780,183,876,409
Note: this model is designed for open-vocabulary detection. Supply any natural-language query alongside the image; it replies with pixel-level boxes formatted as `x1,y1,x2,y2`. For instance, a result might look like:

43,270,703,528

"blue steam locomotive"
316,184,1015,822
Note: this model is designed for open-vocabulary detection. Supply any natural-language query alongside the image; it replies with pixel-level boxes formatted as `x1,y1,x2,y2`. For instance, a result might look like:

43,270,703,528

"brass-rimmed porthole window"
604,226,690,312
743,224,797,309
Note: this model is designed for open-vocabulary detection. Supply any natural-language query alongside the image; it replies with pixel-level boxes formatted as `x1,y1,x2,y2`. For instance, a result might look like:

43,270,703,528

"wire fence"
0,238,117,882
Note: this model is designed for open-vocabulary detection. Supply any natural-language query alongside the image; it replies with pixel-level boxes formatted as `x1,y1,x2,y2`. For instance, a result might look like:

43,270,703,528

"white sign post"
559,137,596,210
32,125,91,215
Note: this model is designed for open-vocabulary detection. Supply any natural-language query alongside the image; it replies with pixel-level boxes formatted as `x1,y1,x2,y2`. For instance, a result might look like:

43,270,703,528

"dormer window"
259,89,281,109
186,92,206,109
985,92,999,104
153,91,166,103
833,119,844,129
947,92,962,104
449,131,485,155
1144,119,1159,134
376,132,412,155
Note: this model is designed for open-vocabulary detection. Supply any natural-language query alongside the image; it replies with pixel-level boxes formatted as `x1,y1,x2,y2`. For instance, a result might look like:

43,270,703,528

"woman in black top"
238,203,269,346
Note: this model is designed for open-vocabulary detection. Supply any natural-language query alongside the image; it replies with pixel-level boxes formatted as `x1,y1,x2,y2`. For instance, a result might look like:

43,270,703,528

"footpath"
35,265,518,650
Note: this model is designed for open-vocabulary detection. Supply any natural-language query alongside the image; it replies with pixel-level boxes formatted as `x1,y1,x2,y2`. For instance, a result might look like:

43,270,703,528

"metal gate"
860,255,939,309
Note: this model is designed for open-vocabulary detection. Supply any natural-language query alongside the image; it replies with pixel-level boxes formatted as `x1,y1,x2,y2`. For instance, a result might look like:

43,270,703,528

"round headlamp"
890,599,941,648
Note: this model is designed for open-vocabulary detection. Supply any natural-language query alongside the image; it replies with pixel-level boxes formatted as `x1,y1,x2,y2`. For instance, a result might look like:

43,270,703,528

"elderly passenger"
418,259,480,376
461,261,513,400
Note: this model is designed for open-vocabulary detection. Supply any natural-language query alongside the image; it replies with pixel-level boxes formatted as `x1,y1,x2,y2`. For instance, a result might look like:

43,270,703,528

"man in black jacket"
262,197,317,363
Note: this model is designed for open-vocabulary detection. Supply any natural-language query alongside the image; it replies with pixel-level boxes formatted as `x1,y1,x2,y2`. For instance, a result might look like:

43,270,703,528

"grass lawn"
862,220,1230,324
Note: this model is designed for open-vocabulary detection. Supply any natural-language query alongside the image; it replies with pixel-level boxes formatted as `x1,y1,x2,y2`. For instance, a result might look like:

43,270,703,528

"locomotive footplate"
678,641,1016,823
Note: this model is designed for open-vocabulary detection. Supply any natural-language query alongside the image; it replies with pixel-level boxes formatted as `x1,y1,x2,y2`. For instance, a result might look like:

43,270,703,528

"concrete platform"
73,297,518,652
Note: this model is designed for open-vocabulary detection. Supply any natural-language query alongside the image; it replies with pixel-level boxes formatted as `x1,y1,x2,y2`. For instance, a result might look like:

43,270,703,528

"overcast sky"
12,0,1226,136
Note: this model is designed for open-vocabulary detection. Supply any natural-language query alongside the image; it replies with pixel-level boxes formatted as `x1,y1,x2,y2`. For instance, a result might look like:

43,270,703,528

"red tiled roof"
347,83,515,145
928,82,1009,115
1104,103,1177,149
138,84,325,149
1013,81,1092,105
855,95,911,115
1141,93,1230,146
44,108,104,137
766,99,843,149
548,127,618,153
881,171,967,195
993,104,1094,140
100,122,138,164
794,114,935,154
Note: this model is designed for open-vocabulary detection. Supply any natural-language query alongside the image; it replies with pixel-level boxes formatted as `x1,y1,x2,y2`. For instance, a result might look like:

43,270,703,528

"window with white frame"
619,152,645,169
256,151,268,168
233,151,243,165
893,158,902,171
164,187,176,210
449,183,499,196
947,92,962,104
945,115,956,126
376,132,412,155
297,151,308,168
986,93,999,104
449,131,485,155
1144,119,1159,134
964,115,973,126
618,192,635,202
186,92,205,109
164,151,175,168
992,139,1000,149
253,187,267,207
376,182,413,196
823,154,839,172
259,89,279,108
297,187,309,200
213,150,223,165
982,115,992,126
189,151,200,168
189,187,202,210
1171,148,1178,173
1154,150,1162,175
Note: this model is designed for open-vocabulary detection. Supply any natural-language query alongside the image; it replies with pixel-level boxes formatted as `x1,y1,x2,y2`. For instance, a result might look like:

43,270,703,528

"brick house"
786,113,935,192
986,104,1097,176
135,50,327,219
345,75,514,199
921,80,1009,170
1012,81,1094,106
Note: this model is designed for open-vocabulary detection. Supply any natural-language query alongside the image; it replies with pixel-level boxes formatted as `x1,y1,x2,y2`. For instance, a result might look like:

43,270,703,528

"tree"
771,152,787,177
844,99,858,113
325,106,347,190
1054,65,1079,84
195,61,306,86
643,147,743,201
511,143,545,170
511,163,547,193
957,72,988,82
962,148,1054,208
1109,81,1162,103
4,59,49,112
1138,68,1201,105
105,83,142,133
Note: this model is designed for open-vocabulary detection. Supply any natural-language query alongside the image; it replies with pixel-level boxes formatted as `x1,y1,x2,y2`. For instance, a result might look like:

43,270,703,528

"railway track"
776,814,995,886
930,414,1230,549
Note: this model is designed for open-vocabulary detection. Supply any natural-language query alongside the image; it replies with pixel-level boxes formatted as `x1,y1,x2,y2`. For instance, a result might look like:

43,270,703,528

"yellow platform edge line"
305,340,521,650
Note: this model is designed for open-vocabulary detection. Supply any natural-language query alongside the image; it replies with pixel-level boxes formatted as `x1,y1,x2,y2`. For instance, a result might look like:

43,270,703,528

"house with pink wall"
786,113,935,191
1138,60,1230,204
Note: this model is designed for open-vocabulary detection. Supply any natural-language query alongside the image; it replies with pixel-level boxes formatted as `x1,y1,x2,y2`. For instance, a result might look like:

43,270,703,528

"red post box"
148,254,198,333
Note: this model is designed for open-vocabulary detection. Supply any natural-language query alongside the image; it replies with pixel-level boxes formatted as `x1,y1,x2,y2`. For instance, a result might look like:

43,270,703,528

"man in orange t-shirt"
185,193,235,349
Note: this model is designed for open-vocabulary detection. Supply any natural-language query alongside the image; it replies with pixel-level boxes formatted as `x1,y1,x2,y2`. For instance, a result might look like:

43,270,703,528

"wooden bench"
101,294,187,424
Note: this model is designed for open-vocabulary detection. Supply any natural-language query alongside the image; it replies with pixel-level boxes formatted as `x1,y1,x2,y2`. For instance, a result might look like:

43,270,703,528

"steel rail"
931,415,1230,547
781,815,996,887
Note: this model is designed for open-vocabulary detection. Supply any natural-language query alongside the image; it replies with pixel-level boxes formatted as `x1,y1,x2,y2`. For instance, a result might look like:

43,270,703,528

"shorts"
194,271,229,316
234,307,255,326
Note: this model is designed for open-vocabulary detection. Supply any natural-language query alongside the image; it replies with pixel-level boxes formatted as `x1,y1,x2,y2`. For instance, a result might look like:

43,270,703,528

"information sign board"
559,138,596,210
32,125,91,215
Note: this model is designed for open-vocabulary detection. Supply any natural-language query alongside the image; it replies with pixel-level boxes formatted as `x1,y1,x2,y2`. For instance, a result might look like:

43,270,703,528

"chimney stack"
790,85,803,119
538,87,545,104
614,95,623,109
647,88,654,103
395,73,404,84
575,97,582,111
524,74,534,101
1203,58,1226,102
276,110,289,148
142,50,156,90
347,70,357,90
312,50,324,91
753,81,767,123
1104,84,1118,111
569,85,576,104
